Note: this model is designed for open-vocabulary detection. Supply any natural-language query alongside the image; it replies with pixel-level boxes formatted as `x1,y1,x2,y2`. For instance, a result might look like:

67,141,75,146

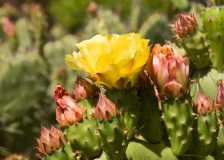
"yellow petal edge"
65,33,150,88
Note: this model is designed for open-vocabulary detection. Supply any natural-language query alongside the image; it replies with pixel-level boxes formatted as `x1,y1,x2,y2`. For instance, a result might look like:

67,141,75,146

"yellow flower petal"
65,33,150,88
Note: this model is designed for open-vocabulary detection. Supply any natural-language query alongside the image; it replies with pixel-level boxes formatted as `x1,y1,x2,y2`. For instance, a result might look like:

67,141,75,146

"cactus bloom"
94,94,117,121
65,33,150,88
73,77,96,101
174,14,197,38
149,44,189,98
54,85,85,127
194,92,213,114
36,127,65,158
215,80,224,110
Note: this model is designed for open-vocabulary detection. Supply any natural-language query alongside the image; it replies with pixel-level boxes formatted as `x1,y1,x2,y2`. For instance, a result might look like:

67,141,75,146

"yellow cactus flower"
65,33,150,88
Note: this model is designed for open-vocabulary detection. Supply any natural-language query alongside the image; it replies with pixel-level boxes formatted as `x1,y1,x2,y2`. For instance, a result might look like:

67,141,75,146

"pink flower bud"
87,1,98,14
94,94,117,121
174,14,197,38
36,127,65,158
215,80,224,110
150,44,189,98
54,85,85,127
1,17,15,38
194,92,213,114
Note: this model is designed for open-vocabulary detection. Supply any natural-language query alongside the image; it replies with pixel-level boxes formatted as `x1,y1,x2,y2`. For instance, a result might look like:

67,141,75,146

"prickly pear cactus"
35,9,224,159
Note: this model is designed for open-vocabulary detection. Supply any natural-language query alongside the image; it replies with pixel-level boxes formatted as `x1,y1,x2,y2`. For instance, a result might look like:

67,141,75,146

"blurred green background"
0,0,216,159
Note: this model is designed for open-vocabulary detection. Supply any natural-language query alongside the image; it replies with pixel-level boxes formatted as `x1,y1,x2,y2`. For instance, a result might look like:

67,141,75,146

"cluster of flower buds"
193,92,213,114
36,75,119,157
94,93,117,121
148,44,189,98
36,127,65,158
173,14,198,38
54,84,85,127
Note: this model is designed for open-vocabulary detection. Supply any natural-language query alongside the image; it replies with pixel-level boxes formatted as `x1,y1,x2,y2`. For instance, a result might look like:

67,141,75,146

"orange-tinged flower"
149,44,189,98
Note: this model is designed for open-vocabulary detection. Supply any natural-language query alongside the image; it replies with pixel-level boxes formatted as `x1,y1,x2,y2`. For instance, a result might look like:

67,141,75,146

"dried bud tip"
36,127,65,158
174,13,197,38
73,77,96,101
194,92,213,114
94,94,117,121
215,80,224,110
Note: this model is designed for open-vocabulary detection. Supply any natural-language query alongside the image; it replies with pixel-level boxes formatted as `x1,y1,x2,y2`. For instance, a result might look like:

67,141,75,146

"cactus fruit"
201,7,224,71
162,99,193,155
94,94,127,160
192,92,218,157
173,12,211,70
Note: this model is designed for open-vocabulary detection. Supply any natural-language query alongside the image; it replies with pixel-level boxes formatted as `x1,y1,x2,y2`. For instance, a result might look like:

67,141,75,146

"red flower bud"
149,44,189,98
194,92,213,114
54,85,85,127
94,94,117,121
36,127,65,158
174,14,197,38
215,80,224,110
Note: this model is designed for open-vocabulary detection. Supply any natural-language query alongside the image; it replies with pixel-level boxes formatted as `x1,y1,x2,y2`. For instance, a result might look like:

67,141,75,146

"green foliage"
49,0,90,30
0,54,51,154
202,6,224,71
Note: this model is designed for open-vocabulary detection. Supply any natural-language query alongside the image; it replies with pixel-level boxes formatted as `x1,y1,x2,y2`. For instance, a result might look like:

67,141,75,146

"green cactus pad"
97,117,127,160
178,31,211,70
65,119,102,159
107,89,140,140
202,6,224,71
126,141,160,160
42,144,74,160
139,90,163,143
192,112,218,157
162,99,193,156
216,125,224,159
